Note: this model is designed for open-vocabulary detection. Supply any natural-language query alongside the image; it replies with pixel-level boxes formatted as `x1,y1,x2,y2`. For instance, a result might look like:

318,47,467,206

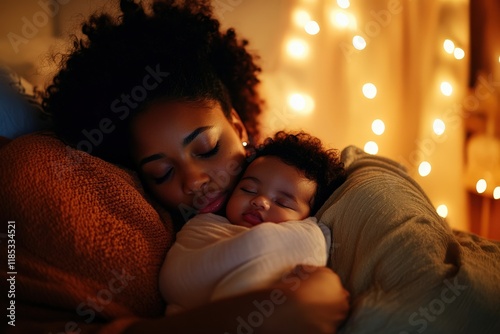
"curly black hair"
250,131,346,215
43,0,263,167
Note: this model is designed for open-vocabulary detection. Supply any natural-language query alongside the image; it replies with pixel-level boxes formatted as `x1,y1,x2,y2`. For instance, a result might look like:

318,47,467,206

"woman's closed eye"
197,141,220,158
154,168,173,184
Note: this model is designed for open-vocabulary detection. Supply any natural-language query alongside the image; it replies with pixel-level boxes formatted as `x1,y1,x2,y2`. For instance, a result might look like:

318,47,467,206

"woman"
28,0,350,333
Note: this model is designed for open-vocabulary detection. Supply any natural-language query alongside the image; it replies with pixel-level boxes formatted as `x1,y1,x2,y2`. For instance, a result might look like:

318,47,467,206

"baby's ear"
229,109,249,143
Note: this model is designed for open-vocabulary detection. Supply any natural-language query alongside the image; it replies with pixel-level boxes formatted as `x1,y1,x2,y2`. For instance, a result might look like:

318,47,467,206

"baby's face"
225,156,317,227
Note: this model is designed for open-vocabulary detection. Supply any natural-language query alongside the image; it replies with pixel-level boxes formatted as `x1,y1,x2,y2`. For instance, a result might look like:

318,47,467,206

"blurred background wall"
1,0,499,238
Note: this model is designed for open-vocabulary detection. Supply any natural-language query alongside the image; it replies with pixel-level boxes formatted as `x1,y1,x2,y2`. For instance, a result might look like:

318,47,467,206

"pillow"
0,64,52,139
317,146,500,333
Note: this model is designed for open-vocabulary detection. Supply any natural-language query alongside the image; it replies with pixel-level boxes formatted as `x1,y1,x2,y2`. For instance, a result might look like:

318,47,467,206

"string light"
476,179,487,194
304,21,320,35
443,39,455,54
453,47,465,60
371,119,385,135
418,161,432,177
352,35,367,50
436,204,448,218
287,93,315,115
337,0,350,9
440,81,453,96
293,9,311,27
364,141,378,154
433,118,446,136
331,11,350,28
494,187,500,200
362,83,377,99
286,39,309,59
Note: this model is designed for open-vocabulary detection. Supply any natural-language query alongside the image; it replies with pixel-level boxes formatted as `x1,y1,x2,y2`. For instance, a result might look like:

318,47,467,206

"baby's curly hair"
43,0,263,166
251,131,346,215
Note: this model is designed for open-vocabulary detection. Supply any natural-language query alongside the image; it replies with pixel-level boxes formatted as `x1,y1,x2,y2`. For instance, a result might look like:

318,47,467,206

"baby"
159,131,346,314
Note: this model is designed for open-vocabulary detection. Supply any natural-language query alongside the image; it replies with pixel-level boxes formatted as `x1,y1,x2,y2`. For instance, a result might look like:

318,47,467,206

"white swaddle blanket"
159,213,328,314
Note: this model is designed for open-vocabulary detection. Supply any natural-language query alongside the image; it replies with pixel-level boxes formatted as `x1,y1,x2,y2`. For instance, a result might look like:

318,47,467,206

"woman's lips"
197,193,227,214
242,210,263,226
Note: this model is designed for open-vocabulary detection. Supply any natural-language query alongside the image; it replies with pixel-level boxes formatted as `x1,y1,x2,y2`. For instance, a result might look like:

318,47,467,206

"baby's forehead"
241,156,317,190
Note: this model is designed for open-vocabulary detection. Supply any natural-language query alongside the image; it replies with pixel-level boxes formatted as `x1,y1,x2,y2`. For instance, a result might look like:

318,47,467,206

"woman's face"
130,100,248,221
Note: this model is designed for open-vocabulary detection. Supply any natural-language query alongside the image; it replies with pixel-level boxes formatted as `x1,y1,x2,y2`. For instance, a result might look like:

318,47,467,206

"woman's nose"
251,196,270,211
182,165,210,194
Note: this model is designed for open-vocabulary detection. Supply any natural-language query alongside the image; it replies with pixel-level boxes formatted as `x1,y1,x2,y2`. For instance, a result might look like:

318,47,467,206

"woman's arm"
125,265,350,334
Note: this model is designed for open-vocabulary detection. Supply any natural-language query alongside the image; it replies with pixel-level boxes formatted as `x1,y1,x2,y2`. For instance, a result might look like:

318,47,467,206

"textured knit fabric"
0,132,174,334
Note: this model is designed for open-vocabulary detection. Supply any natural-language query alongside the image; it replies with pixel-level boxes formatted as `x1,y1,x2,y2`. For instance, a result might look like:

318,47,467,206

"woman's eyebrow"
140,154,164,167
182,126,214,146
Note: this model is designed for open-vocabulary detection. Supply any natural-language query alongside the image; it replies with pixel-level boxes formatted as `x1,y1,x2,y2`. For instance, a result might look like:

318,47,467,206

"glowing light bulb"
286,39,309,59
304,21,320,35
364,141,378,155
362,83,377,99
352,35,366,50
443,39,455,54
440,81,453,96
337,0,350,9
433,118,446,136
333,11,350,28
476,179,487,194
418,161,432,177
494,187,500,200
436,204,448,218
293,10,311,26
371,119,385,135
288,93,315,115
454,47,465,60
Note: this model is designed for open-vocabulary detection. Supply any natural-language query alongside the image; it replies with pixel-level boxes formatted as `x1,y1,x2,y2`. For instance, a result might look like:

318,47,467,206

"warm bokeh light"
371,119,385,135
433,118,446,136
443,39,454,54
293,9,311,27
440,81,453,96
337,0,350,9
476,179,487,194
436,204,448,218
494,187,500,200
304,20,320,35
286,39,309,59
362,83,377,99
287,93,315,115
453,47,465,60
418,161,432,177
332,11,350,28
364,141,378,154
352,35,366,50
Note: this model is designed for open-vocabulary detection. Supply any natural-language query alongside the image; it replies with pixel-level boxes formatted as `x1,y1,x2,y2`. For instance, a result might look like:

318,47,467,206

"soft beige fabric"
0,132,174,334
317,146,500,334
160,213,327,315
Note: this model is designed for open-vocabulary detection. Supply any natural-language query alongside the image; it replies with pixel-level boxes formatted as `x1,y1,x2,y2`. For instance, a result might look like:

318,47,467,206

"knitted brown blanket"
0,132,174,333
